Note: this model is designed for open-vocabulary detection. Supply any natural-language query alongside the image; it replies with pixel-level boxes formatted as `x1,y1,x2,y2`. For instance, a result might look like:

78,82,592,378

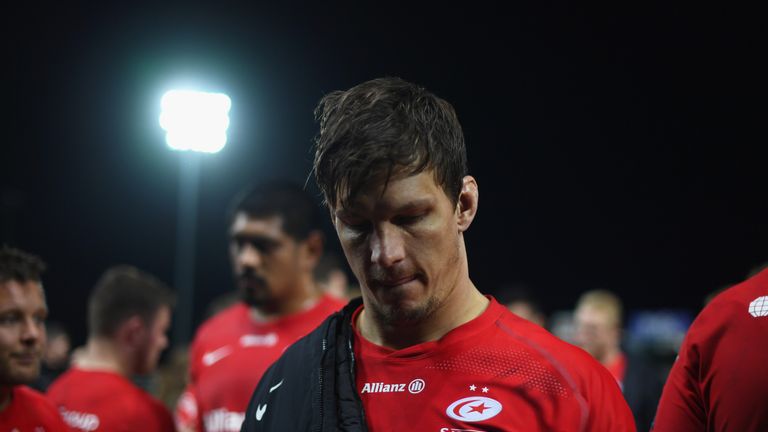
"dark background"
6,2,765,348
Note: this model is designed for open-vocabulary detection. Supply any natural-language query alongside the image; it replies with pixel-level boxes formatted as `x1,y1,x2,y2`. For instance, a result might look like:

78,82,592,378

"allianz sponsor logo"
60,408,100,432
204,408,245,432
361,378,425,394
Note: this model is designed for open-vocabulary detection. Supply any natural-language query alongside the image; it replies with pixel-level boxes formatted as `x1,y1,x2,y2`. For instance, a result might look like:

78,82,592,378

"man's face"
573,305,619,358
229,213,305,308
333,171,470,325
134,305,170,375
0,280,47,385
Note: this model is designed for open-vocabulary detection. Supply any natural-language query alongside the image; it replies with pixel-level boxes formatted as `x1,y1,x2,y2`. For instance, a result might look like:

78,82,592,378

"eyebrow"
335,197,435,219
393,198,434,213
231,234,280,244
0,306,47,314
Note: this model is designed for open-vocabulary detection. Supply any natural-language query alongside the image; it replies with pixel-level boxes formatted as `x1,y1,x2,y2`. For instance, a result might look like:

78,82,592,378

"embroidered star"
469,403,489,414
482,387,489,393
469,384,477,391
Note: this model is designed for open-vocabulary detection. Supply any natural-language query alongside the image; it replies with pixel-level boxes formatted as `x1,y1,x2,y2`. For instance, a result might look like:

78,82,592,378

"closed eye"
343,220,372,233
392,214,426,226
0,312,21,326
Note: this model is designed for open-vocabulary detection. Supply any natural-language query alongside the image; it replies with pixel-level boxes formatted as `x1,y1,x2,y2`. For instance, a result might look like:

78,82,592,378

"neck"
250,277,321,322
73,338,130,377
358,277,489,350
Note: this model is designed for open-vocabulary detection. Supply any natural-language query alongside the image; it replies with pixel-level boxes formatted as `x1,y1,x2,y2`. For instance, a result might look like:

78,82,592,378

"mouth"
239,272,267,288
11,352,40,365
371,275,418,288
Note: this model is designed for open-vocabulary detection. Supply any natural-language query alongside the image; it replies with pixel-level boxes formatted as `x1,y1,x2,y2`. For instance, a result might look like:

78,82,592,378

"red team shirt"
177,294,344,432
353,298,636,432
0,385,70,431
47,368,174,432
653,268,768,432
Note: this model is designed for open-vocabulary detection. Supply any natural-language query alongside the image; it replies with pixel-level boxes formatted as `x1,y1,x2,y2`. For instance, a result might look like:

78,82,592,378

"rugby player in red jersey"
175,181,345,432
47,266,175,431
653,267,768,431
242,77,636,431
0,246,69,431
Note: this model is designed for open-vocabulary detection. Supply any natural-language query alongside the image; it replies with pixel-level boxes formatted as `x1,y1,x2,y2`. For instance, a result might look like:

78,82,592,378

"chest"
354,349,582,431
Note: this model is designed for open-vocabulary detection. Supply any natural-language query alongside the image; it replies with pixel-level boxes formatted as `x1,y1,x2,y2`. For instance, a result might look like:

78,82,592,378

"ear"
115,315,146,349
300,230,324,271
456,176,479,232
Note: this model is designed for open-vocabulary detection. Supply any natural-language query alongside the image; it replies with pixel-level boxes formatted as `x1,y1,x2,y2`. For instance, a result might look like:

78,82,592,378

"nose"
237,243,262,270
20,317,44,346
370,224,406,268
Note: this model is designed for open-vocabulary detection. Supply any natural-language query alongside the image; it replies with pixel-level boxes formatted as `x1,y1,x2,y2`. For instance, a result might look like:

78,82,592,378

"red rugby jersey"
47,368,173,431
176,294,344,432
0,385,70,431
653,268,768,432
353,298,636,432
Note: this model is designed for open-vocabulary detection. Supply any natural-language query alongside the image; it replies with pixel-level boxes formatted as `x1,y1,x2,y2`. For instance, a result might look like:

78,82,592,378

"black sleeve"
241,341,317,431
240,358,280,431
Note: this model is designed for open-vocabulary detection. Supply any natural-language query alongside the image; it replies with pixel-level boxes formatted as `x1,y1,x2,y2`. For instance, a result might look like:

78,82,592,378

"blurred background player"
174,181,344,432
47,265,175,431
497,284,547,327
573,289,663,431
0,245,69,430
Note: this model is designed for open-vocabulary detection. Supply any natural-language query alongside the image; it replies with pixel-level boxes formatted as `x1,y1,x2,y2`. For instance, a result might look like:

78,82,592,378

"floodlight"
159,90,232,153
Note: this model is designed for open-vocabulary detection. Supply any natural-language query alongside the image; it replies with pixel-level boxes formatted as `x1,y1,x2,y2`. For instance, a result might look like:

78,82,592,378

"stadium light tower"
160,89,232,344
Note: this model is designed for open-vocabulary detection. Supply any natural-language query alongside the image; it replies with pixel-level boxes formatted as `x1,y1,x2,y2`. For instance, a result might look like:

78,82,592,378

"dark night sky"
6,2,765,347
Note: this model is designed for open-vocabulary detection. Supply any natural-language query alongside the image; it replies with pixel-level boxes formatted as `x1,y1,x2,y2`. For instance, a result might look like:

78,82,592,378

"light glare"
159,90,231,153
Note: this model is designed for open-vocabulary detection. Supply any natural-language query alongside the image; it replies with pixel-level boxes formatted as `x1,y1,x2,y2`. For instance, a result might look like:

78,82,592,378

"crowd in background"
3,76,766,431
6,242,765,431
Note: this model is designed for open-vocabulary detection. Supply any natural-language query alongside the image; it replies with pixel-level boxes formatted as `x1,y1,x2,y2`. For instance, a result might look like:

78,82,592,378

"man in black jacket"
241,77,635,431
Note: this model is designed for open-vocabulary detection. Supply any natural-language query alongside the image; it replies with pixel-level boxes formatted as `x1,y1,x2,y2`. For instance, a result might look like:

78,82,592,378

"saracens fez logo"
749,296,768,317
446,396,503,422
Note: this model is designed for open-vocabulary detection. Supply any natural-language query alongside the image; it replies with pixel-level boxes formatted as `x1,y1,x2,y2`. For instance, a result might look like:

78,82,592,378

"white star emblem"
482,387,489,393
469,384,477,391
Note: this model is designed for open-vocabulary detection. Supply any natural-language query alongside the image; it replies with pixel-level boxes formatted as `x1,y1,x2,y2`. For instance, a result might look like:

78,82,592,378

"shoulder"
687,268,768,345
273,304,341,367
491,305,632,419
192,303,248,345
493,302,599,373
240,324,324,431
49,368,125,391
12,386,67,426
50,369,152,405
47,368,114,400
242,299,360,431
14,385,57,408
709,268,767,317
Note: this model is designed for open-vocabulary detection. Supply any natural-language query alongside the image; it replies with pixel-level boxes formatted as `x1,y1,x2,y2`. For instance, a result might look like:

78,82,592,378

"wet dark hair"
0,245,46,284
88,265,174,338
313,77,467,209
227,180,322,241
